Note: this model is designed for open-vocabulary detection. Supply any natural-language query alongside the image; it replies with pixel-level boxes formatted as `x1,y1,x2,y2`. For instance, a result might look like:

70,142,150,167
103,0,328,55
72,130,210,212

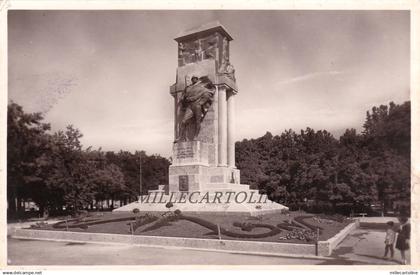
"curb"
317,221,359,256
11,228,320,257
10,233,332,261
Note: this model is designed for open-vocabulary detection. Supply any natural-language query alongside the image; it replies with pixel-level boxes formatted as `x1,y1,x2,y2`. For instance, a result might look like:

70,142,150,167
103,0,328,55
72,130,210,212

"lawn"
29,210,353,244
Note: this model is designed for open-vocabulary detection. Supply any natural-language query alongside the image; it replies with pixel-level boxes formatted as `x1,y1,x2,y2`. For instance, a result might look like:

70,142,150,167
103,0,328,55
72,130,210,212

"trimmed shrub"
276,223,299,231
53,216,136,229
205,217,277,238
129,214,158,233
180,215,218,232
30,221,49,229
79,224,89,230
180,215,281,239
233,222,254,232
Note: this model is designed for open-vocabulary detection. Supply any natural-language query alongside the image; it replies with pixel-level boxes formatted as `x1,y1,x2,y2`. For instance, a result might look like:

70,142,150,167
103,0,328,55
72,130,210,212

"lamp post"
139,152,143,197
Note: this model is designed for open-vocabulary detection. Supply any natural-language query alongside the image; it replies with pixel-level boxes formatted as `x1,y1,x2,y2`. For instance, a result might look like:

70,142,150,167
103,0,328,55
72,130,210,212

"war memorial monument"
7,12,412,265
115,22,288,215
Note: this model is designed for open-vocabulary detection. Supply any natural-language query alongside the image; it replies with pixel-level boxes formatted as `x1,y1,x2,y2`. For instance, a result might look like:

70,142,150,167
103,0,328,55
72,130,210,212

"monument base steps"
113,191,287,216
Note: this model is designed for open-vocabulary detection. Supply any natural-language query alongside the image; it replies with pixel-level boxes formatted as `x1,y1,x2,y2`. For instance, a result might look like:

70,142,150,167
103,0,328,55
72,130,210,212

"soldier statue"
176,76,215,142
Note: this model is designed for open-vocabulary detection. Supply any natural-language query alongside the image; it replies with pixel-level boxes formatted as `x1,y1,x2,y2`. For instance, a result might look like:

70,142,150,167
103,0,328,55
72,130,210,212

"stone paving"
7,237,324,265
318,229,410,265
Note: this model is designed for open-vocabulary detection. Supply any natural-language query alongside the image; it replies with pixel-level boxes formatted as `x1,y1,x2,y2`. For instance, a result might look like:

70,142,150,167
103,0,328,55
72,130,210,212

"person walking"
395,216,410,264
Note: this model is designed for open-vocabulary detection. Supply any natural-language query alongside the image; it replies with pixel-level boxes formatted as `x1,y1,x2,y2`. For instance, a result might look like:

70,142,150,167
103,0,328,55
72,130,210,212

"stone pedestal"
169,140,241,193
171,141,209,166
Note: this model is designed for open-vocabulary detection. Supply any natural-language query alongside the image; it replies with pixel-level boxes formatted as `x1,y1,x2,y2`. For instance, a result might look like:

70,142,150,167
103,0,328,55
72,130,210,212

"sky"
8,10,410,157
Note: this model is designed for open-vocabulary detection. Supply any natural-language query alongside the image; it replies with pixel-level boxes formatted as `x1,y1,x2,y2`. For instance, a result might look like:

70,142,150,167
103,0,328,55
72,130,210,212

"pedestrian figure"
383,221,396,259
395,216,410,264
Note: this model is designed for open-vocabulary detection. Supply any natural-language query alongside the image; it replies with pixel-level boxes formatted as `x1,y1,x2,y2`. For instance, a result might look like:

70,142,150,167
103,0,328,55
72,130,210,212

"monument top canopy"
175,21,233,42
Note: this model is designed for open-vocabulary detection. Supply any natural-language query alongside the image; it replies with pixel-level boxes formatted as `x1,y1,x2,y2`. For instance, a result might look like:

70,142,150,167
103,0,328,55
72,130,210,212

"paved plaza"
7,228,409,265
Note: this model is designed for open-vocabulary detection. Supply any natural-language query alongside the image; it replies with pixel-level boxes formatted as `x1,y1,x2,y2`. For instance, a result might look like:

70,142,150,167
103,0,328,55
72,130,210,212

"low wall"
317,220,359,256
359,217,403,230
12,221,359,257
12,229,316,257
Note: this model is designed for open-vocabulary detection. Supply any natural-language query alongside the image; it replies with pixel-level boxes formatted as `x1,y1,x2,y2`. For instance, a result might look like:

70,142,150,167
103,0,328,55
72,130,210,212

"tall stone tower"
115,22,287,214
168,21,241,193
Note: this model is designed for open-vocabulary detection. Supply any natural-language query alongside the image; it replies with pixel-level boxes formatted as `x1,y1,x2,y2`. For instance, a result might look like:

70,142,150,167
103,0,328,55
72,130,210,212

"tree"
362,101,410,212
363,101,410,157
7,102,51,214
44,125,96,212
91,163,126,209
105,150,170,200
337,129,378,212
235,101,410,215
7,102,172,217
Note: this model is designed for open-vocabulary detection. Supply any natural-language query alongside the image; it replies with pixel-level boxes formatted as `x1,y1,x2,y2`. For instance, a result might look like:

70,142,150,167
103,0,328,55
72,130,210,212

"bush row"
53,216,135,229
180,215,281,239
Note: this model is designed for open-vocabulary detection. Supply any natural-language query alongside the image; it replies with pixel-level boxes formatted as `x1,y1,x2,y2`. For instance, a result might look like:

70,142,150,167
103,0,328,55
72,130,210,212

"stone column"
174,93,178,140
227,92,236,168
218,86,228,166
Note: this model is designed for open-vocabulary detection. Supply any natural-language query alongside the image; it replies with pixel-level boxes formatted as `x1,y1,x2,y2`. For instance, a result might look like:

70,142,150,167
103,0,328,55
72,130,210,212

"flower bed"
31,210,352,244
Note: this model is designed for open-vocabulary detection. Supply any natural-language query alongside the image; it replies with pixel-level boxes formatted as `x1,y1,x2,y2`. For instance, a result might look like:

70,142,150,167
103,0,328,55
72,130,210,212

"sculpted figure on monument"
178,40,200,65
218,37,235,81
176,76,215,142
219,57,236,81
200,37,218,60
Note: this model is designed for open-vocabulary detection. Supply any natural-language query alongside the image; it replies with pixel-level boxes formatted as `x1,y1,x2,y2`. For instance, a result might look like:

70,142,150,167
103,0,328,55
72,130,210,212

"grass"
32,211,353,244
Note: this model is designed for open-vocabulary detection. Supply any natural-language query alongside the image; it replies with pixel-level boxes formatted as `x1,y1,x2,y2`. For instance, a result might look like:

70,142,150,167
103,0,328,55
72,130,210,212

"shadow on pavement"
317,258,368,265
355,253,401,265
331,246,353,255
65,242,87,246
351,231,369,239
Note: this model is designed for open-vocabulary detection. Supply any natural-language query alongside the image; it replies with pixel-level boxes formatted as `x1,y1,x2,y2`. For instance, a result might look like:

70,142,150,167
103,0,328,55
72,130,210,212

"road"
7,229,410,265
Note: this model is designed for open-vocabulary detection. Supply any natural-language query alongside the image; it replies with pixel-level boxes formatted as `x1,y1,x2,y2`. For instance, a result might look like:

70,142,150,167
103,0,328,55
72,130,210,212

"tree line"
236,101,410,215
7,100,410,218
7,102,170,218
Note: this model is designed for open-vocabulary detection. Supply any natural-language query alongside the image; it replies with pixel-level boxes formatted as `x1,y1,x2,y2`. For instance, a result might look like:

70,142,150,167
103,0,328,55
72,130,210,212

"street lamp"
139,152,143,197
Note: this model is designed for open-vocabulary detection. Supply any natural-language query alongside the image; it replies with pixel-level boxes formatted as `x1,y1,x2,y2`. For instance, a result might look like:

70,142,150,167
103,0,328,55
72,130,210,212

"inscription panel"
179,175,189,191
176,144,194,159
